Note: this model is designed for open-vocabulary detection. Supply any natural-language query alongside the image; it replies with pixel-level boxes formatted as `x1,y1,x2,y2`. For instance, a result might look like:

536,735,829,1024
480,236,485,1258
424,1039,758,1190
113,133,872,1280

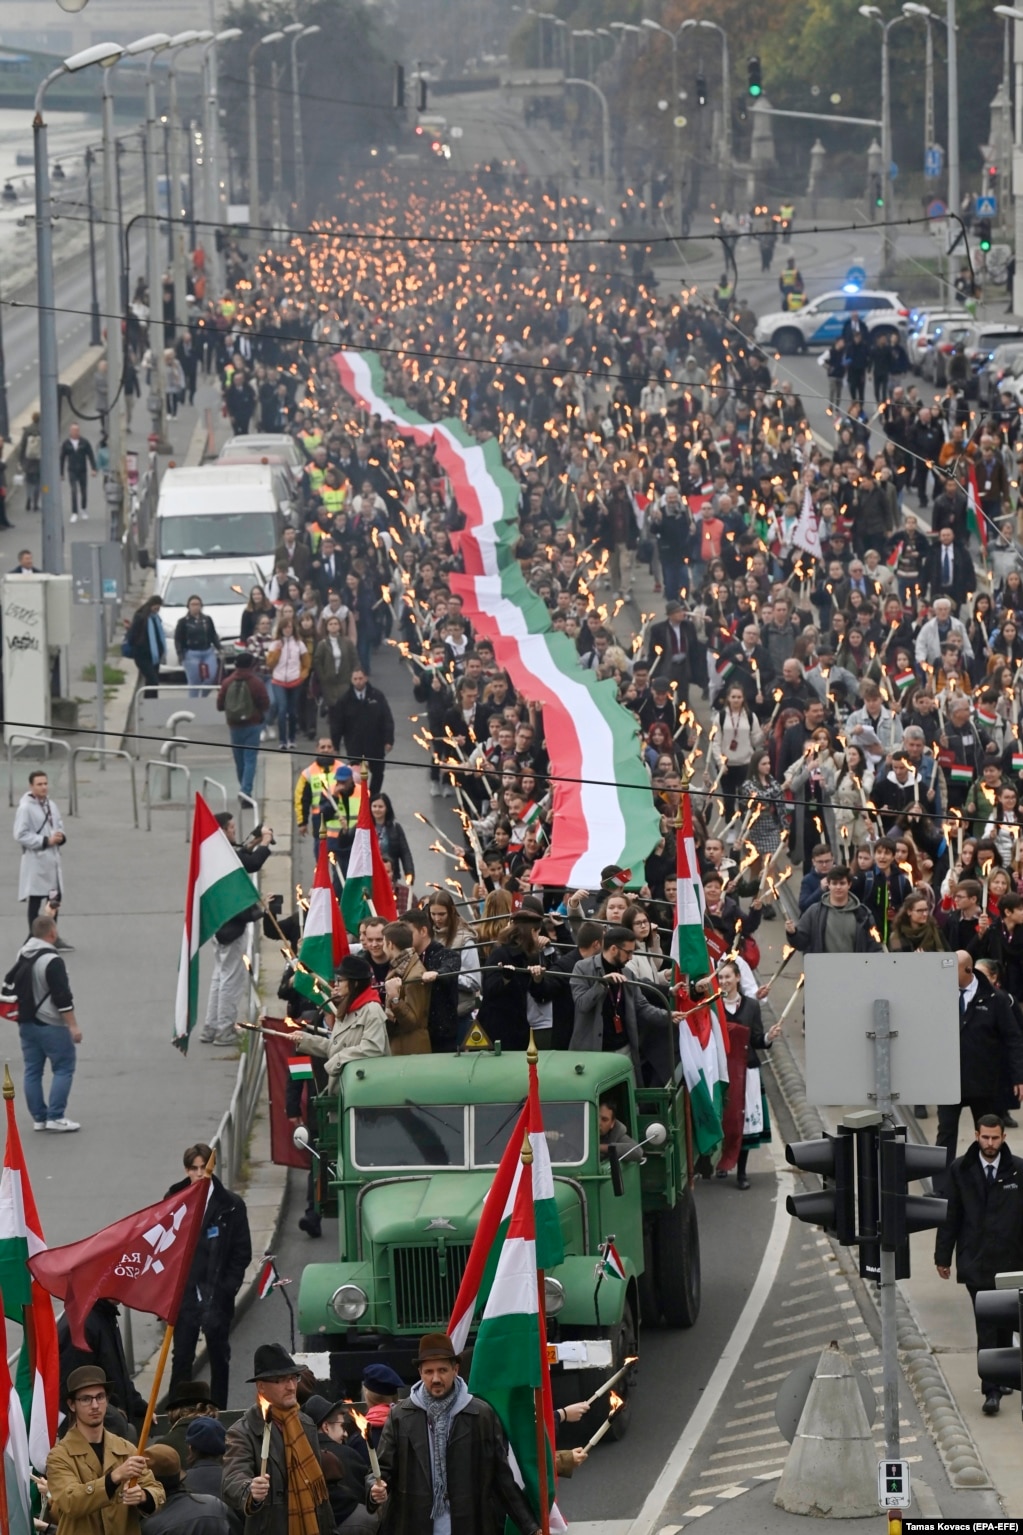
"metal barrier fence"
6,735,75,813
144,759,191,836
69,746,138,827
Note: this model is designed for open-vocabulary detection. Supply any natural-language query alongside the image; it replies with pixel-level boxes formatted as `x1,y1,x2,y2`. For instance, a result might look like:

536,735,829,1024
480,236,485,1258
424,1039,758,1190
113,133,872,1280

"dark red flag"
28,1179,209,1348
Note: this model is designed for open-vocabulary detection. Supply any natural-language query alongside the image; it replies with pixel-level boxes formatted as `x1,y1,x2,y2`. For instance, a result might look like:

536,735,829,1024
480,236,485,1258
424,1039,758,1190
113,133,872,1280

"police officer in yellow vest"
319,471,347,521
779,202,795,241
322,764,363,884
295,741,345,856
779,257,804,310
715,273,734,313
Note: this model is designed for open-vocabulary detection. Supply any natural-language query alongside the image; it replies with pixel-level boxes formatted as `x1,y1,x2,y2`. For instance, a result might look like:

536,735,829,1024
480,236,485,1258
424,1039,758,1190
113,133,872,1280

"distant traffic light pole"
696,19,732,199
248,29,285,230
859,6,908,273
994,5,1023,315
640,18,696,229
288,24,320,224
565,78,611,228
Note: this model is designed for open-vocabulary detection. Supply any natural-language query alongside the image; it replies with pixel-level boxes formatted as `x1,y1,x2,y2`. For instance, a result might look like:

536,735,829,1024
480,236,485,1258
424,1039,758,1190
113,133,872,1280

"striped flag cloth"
671,791,729,1156
0,1088,59,1473
966,460,988,553
600,1240,627,1281
257,1257,280,1300
449,1057,566,1533
174,796,261,1052
340,781,398,933
294,842,348,1003
0,1306,31,1535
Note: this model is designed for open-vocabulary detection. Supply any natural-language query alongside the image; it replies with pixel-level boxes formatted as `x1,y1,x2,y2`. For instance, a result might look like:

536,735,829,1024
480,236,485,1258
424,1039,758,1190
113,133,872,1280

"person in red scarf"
291,952,390,1096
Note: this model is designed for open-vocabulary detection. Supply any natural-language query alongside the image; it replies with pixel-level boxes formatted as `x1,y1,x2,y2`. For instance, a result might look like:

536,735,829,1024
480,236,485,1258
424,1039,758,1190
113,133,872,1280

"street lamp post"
902,4,938,178
642,18,697,225
166,32,206,340
84,144,101,346
565,77,611,224
697,19,732,198
859,6,907,271
571,29,595,81
100,61,125,477
994,5,1023,312
126,33,173,448
202,28,241,300
248,30,285,230
34,42,123,577
288,24,320,223
948,0,960,233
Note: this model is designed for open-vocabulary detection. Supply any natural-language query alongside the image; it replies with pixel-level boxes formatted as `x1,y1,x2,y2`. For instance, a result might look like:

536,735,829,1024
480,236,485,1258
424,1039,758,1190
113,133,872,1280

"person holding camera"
13,770,72,944
199,814,273,1046
4,910,82,1131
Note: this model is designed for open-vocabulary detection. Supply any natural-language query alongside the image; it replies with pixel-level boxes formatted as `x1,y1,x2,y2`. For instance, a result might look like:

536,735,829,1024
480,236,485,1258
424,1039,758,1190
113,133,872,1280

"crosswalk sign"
975,193,998,217
878,1458,910,1509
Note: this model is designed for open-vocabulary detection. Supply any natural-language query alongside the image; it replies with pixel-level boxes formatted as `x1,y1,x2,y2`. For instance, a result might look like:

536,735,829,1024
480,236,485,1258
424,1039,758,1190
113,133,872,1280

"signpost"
924,146,943,179
975,192,998,217
71,542,123,767
879,1460,911,1509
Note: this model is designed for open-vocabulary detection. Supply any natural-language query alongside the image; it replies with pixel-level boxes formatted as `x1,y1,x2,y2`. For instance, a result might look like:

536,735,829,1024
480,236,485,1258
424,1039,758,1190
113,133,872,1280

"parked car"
753,289,908,355
922,320,1023,392
906,310,963,375
157,558,269,671
979,343,1023,407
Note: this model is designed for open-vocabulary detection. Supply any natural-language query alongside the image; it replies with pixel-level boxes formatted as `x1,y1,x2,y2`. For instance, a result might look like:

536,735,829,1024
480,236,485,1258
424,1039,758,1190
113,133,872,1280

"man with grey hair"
915,597,974,667
845,680,904,753
900,724,944,815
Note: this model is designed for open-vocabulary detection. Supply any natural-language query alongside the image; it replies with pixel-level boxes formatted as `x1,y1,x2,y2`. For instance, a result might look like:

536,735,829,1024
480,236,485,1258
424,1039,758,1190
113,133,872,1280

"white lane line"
627,1139,791,1535
708,1442,788,1461
770,1301,857,1326
761,1325,856,1350
734,1393,778,1408
724,1411,775,1427
698,1457,786,1479
780,1280,830,1295
754,1471,784,1482
715,1488,748,1501
714,1424,787,1445
681,1508,714,1520
754,1344,848,1368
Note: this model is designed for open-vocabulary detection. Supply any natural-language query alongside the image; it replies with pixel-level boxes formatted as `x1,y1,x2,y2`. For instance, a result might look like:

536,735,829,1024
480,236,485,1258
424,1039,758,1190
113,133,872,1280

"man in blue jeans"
216,653,269,804
5,911,81,1132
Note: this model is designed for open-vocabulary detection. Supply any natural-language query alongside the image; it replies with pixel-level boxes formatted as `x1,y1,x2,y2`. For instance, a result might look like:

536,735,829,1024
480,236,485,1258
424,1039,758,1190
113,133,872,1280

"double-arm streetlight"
284,22,320,223
859,5,908,268
248,29,285,229
130,33,173,447
994,5,1023,312
34,41,123,576
641,17,697,218
202,28,241,298
571,29,595,80
902,4,939,175
695,19,732,180
565,78,611,221
165,32,209,334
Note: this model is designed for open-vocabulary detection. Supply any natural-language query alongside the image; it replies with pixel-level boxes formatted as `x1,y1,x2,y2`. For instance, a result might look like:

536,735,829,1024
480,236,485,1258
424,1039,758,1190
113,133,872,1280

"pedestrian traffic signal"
975,1285,1023,1392
696,72,707,107
785,1130,856,1244
873,175,884,209
855,1120,881,1282
878,1132,947,1255
747,57,762,97
393,63,405,110
978,217,993,251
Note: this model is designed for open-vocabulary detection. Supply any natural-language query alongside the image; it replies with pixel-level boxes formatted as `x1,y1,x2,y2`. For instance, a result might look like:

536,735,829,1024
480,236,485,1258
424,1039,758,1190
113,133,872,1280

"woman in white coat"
13,771,66,932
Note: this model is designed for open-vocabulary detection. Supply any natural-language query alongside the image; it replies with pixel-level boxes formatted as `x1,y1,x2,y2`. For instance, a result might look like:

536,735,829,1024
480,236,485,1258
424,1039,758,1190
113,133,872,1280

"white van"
150,464,293,583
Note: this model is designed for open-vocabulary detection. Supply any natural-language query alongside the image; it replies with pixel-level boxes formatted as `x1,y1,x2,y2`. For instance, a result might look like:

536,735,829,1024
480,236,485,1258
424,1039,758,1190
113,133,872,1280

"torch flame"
258,1394,271,1420
609,1390,624,1414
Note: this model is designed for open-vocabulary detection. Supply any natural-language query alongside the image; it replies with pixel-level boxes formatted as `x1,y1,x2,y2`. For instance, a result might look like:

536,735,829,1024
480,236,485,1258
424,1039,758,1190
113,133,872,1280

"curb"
766,1034,993,1492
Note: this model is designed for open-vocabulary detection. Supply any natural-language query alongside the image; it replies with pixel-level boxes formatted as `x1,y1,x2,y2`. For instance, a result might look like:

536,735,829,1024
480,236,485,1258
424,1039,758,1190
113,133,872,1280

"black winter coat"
222,1403,333,1535
141,1488,232,1535
956,976,1023,1102
374,1394,538,1535
478,943,559,1052
335,683,395,761
57,1298,146,1429
165,1174,252,1326
934,1140,1023,1286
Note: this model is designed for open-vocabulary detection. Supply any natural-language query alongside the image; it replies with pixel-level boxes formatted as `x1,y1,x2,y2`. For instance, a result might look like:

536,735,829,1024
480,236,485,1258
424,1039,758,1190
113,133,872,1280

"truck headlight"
544,1277,565,1316
330,1284,368,1323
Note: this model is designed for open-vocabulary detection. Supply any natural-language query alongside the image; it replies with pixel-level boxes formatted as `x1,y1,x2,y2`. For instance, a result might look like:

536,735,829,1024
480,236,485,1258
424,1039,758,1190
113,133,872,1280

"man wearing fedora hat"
368,1332,541,1535
152,1378,216,1465
46,1364,165,1533
291,951,389,1095
222,1345,332,1535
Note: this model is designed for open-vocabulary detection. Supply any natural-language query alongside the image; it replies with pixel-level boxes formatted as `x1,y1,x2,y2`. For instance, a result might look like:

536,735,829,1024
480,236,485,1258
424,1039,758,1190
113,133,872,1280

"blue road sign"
975,193,998,217
844,265,867,292
889,161,898,180
924,147,943,178
926,199,948,219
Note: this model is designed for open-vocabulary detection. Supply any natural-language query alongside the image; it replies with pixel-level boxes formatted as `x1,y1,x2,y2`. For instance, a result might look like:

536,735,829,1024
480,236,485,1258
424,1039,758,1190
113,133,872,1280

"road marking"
698,1457,786,1479
724,1411,774,1427
715,1424,787,1444
709,1441,788,1461
755,1470,784,1481
761,1325,856,1349
781,1279,829,1295
734,1393,779,1408
771,1300,856,1325
681,1508,713,1520
714,1487,748,1500
627,1140,791,1535
754,1343,849,1368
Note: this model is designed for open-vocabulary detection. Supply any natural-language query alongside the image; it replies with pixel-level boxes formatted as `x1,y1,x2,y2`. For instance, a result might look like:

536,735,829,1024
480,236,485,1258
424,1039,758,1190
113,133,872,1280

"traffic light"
855,1121,880,1283
696,72,707,107
747,56,762,97
785,1130,856,1244
975,1285,1023,1393
417,77,428,112
879,1131,947,1263
978,217,993,252
393,63,405,110
873,175,884,210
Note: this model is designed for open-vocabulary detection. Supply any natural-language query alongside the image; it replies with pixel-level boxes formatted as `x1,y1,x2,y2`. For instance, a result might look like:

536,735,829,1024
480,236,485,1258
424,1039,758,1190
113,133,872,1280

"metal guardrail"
6,734,75,812
201,775,228,812
127,682,222,748
143,759,191,836
69,746,138,827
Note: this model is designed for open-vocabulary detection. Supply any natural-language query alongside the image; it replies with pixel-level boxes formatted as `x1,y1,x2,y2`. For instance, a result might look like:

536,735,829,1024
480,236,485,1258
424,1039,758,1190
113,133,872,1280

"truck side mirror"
607,1143,625,1198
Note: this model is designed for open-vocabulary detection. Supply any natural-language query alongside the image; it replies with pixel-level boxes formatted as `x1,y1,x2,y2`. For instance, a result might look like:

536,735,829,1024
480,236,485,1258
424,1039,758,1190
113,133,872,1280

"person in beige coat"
292,952,389,1094
382,922,432,1054
46,1364,165,1534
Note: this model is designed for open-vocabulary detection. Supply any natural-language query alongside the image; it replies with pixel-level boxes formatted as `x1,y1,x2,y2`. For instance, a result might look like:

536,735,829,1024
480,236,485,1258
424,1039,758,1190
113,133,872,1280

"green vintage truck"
296,1047,700,1428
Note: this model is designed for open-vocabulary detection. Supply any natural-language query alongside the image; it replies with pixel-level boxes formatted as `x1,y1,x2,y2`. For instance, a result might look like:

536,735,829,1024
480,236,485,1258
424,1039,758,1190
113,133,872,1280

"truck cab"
296,1049,701,1429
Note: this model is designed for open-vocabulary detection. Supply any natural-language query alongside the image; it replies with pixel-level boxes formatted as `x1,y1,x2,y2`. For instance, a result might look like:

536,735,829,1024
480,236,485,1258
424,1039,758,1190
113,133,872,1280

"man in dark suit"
334,668,395,796
926,524,975,608
935,952,1023,1191
841,311,871,403
311,534,345,595
935,1115,1023,1414
274,526,312,583
716,621,774,710
59,423,97,521
647,599,698,706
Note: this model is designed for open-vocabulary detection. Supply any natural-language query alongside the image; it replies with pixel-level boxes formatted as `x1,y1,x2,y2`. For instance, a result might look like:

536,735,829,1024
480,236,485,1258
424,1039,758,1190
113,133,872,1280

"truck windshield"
157,512,277,559
473,1103,588,1166
353,1105,466,1168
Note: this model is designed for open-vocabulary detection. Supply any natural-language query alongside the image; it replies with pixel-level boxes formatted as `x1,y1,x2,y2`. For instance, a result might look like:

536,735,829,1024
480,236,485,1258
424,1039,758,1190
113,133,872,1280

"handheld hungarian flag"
28,1179,210,1349
0,1307,31,1535
600,1239,627,1281
671,791,729,1157
340,774,398,931
0,1083,59,1471
294,842,349,1003
449,1057,566,1532
965,460,988,554
174,795,261,1052
257,1256,281,1300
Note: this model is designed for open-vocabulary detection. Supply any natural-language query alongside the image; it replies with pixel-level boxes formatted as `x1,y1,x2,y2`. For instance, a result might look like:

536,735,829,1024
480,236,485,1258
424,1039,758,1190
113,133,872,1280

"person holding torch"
222,1345,332,1534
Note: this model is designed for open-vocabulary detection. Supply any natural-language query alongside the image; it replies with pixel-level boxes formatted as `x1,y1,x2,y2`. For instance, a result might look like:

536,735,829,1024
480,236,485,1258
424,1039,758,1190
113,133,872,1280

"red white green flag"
340,780,398,932
334,351,661,888
294,842,348,1003
174,796,261,1051
671,791,728,1156
966,460,988,553
0,1307,31,1535
0,1092,59,1473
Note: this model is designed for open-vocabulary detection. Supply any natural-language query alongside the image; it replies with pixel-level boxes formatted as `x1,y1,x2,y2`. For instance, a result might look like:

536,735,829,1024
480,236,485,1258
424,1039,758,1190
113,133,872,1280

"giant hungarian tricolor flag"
334,351,661,887
29,1177,211,1348
671,792,729,1156
448,1059,565,1532
294,842,349,1003
0,1308,31,1535
0,1089,59,1471
340,780,398,932
965,460,989,555
174,795,261,1052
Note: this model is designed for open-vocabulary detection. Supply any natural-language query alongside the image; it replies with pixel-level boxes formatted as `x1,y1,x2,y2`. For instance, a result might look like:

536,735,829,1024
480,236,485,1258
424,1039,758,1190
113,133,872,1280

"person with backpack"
4,911,82,1131
17,411,41,511
215,653,269,804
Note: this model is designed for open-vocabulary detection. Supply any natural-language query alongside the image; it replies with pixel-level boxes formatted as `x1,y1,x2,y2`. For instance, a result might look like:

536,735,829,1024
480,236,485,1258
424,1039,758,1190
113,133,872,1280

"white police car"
754,289,909,355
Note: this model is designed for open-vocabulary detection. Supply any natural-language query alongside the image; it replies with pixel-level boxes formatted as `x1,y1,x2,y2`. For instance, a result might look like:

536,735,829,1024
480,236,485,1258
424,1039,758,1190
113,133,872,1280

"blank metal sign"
803,952,960,1108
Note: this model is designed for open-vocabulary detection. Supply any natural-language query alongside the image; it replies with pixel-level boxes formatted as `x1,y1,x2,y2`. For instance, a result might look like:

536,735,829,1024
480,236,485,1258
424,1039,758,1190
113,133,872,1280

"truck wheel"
607,1299,638,1441
655,1190,701,1328
772,328,803,355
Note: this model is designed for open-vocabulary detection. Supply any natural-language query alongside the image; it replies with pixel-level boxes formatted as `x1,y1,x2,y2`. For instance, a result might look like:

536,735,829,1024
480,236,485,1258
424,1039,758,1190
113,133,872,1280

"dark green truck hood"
359,1171,585,1251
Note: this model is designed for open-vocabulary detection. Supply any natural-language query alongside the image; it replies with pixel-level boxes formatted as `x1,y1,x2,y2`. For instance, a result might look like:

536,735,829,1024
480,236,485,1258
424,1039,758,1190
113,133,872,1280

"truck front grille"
392,1243,472,1331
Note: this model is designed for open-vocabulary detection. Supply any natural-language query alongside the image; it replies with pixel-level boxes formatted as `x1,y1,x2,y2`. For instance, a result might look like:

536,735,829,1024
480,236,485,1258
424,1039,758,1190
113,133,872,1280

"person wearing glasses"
46,1365,164,1531
570,925,676,1081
